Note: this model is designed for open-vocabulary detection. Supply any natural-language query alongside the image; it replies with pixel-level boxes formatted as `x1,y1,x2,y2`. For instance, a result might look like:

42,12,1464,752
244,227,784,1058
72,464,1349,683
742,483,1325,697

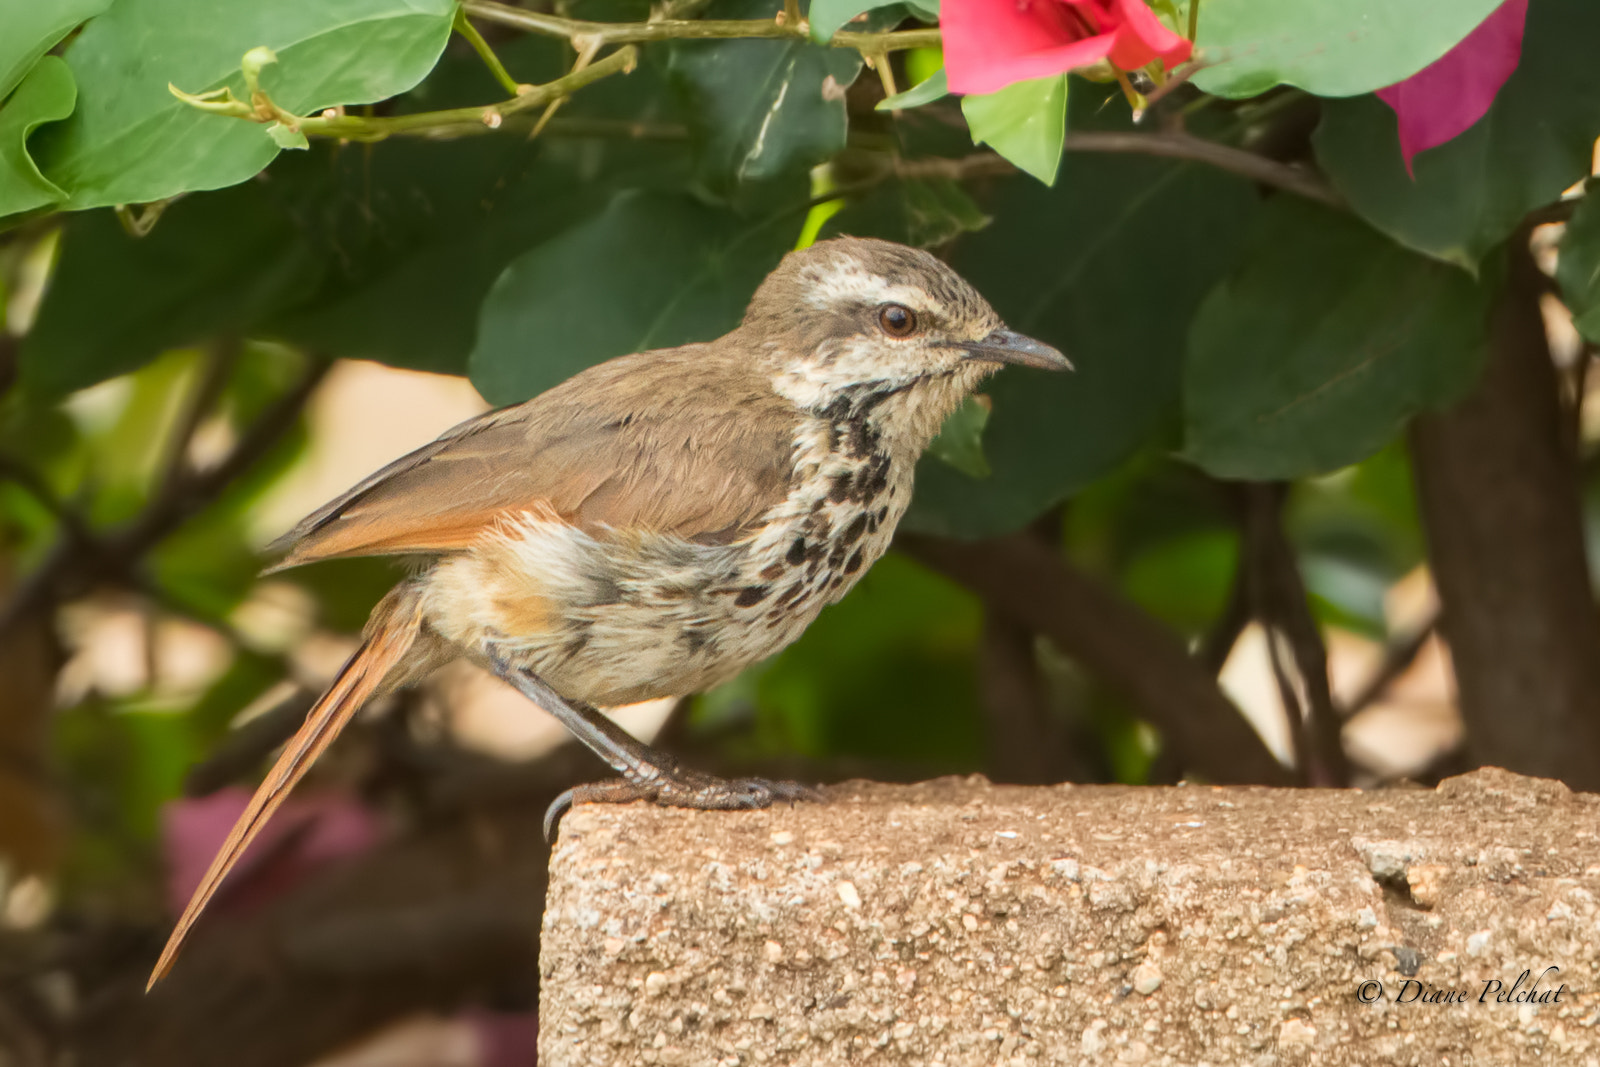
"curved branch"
1064,130,1344,208
825,132,1342,213
173,47,640,144
1340,614,1437,720
900,532,1293,786
310,46,638,142
0,361,329,641
462,0,940,51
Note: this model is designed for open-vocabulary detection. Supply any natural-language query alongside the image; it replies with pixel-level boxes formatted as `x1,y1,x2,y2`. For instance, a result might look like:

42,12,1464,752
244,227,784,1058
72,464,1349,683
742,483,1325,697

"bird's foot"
544,767,824,840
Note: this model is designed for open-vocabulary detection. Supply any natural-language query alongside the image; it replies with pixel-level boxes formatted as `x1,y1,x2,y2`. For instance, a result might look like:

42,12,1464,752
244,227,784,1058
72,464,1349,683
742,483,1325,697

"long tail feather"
147,588,424,988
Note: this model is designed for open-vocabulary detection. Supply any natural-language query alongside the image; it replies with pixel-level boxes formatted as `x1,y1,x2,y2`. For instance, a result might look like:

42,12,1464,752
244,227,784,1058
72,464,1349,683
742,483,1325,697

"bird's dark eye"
878,303,917,338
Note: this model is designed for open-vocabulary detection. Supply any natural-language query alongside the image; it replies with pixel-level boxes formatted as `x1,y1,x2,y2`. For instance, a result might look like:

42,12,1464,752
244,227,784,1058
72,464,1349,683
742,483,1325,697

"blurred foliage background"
2,0,1600,1063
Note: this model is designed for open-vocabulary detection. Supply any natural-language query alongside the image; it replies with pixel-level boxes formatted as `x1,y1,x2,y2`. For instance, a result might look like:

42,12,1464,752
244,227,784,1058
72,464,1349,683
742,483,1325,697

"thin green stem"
1112,68,1147,117
1187,0,1199,44
531,37,600,140
870,51,897,102
454,6,525,96
114,198,179,237
462,0,940,51
173,46,637,144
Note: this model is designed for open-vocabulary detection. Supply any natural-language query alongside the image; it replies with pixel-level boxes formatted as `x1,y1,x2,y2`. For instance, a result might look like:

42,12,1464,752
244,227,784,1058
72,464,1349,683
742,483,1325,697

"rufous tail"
147,587,425,989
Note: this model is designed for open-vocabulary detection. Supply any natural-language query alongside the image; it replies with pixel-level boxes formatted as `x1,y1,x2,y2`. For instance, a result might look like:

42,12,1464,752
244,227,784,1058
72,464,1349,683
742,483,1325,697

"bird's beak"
960,328,1073,372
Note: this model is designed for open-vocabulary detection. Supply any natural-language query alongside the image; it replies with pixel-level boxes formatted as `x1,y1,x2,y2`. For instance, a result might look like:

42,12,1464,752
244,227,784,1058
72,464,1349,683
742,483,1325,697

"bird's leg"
484,653,822,838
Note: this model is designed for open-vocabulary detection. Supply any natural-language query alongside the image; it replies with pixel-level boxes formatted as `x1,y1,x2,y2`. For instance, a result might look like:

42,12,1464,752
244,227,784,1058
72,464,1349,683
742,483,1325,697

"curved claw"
543,779,657,841
543,788,576,842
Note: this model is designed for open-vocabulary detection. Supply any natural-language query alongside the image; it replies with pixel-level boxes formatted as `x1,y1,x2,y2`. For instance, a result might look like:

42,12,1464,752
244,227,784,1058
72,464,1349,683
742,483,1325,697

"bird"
148,235,1069,985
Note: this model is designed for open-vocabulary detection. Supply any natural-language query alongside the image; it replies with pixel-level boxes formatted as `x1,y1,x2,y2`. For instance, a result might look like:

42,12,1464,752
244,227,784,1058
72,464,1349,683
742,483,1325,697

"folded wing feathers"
266,347,797,571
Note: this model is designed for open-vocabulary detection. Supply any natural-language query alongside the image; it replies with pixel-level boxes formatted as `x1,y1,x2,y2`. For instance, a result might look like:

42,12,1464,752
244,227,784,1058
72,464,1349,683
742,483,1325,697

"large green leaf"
1557,188,1600,344
1314,0,1600,271
960,75,1066,186
1288,440,1428,617
1120,528,1238,635
24,40,692,392
0,57,76,219
31,0,454,209
670,0,861,196
468,190,802,405
274,40,689,374
22,180,321,398
1192,0,1503,99
877,67,947,111
0,0,110,102
926,396,992,479
820,176,989,248
1183,198,1490,480
899,90,1259,539
808,0,936,43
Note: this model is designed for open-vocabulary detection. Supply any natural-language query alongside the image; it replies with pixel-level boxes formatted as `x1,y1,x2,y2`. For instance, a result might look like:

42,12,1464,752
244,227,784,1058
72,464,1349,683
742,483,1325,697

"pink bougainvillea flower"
944,0,1193,96
162,787,383,917
1376,0,1528,174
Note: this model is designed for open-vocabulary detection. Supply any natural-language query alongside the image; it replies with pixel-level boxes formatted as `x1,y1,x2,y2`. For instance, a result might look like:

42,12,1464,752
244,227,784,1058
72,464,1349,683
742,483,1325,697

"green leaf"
75,348,212,524
1183,198,1490,480
877,67,947,111
55,703,202,844
0,0,110,102
1313,0,1600,270
821,176,989,248
1121,529,1239,635
671,0,861,196
276,39,690,375
808,0,936,43
901,84,1259,539
904,42,943,84
927,395,992,479
32,0,454,209
1192,0,1503,99
0,57,77,218
24,40,695,388
1300,440,1426,578
468,190,801,405
265,122,309,150
810,0,895,42
1557,189,1600,344
960,75,1066,185
22,182,321,397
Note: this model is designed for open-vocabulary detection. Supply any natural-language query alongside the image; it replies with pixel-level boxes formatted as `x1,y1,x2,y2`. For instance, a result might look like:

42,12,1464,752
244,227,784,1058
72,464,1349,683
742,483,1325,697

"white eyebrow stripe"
799,258,933,312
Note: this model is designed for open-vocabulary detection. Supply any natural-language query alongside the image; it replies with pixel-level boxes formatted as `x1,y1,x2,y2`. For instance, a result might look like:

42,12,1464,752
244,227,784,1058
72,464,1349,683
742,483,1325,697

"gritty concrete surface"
539,768,1600,1066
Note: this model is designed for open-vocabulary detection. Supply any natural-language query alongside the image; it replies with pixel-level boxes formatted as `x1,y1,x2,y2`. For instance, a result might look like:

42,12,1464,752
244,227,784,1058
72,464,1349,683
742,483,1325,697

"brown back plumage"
269,344,799,571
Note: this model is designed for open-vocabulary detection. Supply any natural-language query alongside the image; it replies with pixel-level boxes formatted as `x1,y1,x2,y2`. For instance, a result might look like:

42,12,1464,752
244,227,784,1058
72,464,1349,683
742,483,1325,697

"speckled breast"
712,410,914,652
430,412,916,709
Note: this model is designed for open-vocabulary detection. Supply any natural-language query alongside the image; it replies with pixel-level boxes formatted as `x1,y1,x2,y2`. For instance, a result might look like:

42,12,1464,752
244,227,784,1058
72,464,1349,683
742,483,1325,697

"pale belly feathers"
417,415,912,707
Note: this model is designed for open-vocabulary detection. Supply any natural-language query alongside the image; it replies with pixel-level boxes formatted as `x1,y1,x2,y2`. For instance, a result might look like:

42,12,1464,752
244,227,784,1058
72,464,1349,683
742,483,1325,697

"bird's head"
739,236,1069,441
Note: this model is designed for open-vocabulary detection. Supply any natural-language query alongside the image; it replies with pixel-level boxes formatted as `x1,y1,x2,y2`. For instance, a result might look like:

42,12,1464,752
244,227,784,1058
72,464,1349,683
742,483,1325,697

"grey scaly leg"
484,651,822,839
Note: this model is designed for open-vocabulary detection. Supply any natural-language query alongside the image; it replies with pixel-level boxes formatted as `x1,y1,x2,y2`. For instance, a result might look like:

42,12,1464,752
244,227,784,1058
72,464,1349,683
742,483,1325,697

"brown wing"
269,345,797,571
